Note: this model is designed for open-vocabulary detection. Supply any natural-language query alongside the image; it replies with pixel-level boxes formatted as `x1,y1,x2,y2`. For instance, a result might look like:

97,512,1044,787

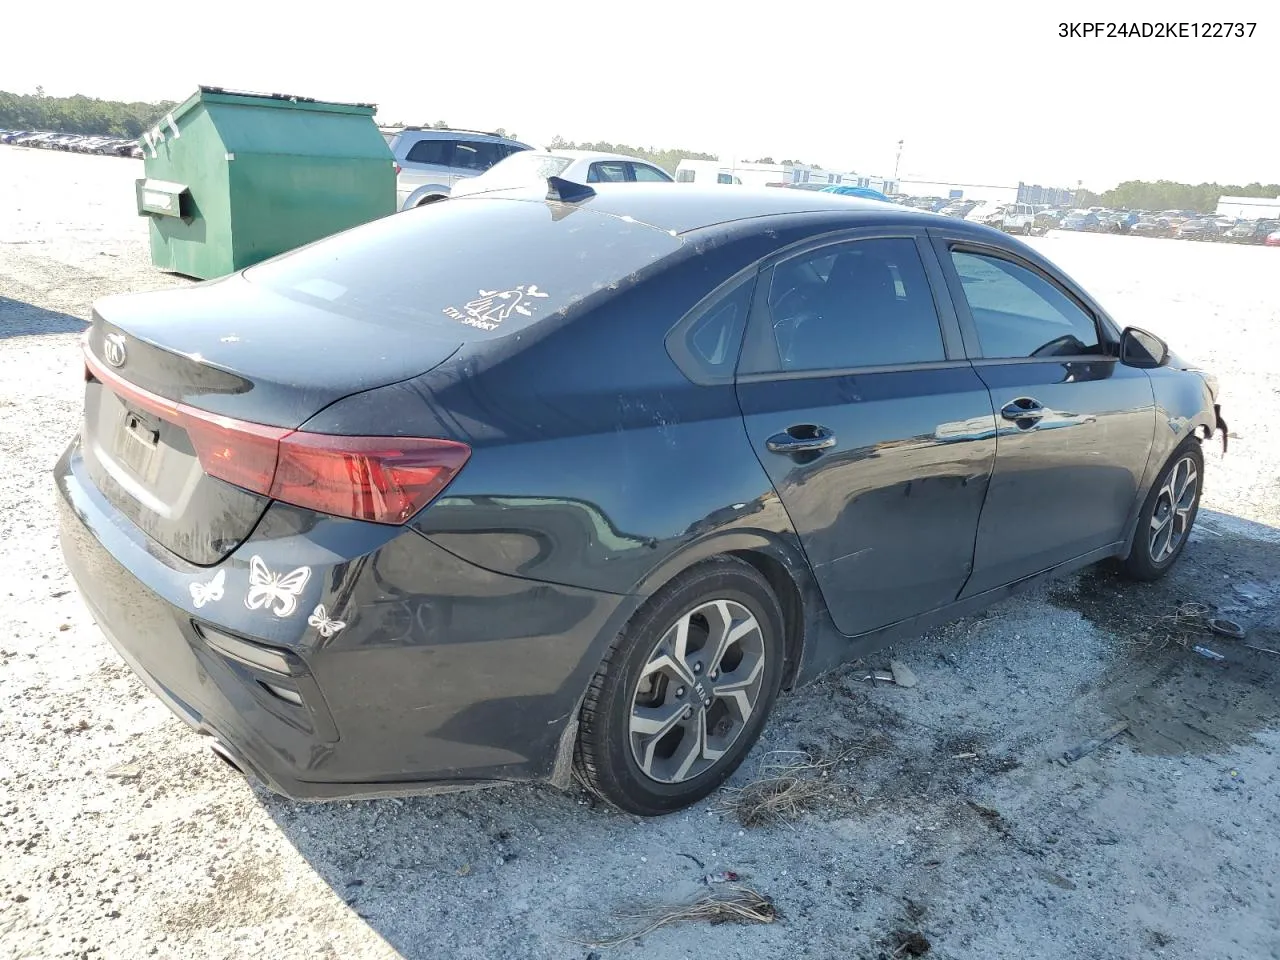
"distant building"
1215,195,1280,219
1017,183,1077,206
894,180,1076,206
897,180,1018,205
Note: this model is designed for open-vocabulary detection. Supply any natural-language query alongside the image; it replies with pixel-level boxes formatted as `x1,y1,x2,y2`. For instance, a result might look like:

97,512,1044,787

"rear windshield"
482,152,574,186
245,197,683,338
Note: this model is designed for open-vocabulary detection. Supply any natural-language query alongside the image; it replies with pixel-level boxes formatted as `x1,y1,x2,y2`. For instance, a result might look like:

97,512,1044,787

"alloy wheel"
1149,454,1198,564
628,599,766,784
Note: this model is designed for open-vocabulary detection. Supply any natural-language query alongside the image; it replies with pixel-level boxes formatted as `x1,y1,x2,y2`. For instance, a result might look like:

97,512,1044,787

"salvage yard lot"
2,146,1279,960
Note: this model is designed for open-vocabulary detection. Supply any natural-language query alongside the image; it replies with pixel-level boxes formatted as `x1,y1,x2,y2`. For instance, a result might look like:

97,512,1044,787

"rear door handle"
1000,398,1045,423
766,425,837,454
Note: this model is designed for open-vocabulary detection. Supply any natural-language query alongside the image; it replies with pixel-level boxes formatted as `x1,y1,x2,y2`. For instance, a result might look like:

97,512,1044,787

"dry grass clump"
1127,600,1211,650
721,747,864,826
579,886,776,948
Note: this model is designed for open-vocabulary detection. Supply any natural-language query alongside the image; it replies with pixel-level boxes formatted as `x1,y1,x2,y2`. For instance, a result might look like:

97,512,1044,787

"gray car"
386,127,531,210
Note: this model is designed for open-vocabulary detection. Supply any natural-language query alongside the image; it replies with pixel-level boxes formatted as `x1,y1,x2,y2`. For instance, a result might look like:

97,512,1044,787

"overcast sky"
4,0,1274,190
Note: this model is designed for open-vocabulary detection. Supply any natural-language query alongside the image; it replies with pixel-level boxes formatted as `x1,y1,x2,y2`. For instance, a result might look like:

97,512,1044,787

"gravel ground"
2,147,1279,960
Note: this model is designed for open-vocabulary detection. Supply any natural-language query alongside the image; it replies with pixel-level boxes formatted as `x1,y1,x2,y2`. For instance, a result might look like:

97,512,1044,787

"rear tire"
1023,222,1033,235
1121,440,1203,581
574,557,785,816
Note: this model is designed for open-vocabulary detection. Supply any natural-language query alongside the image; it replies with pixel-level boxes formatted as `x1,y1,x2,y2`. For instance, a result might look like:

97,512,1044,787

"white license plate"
115,414,160,482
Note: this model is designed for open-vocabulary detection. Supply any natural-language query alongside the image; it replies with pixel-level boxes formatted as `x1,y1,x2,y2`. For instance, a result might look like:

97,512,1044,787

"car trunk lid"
81,276,462,565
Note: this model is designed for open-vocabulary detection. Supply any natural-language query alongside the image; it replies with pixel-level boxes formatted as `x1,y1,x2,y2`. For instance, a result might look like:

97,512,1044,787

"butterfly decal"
307,604,347,639
189,569,225,609
244,555,311,618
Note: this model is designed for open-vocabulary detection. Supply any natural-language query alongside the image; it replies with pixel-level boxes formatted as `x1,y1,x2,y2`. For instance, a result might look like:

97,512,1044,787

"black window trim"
664,265,761,386
929,232,1121,363
737,227,968,381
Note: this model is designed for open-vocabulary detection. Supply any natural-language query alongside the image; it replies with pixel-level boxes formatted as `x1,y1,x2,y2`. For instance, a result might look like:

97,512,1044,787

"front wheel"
574,557,786,816
1121,441,1203,581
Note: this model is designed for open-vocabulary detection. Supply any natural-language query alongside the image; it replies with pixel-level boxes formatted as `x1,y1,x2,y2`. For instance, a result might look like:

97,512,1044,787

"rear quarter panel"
302,223,841,598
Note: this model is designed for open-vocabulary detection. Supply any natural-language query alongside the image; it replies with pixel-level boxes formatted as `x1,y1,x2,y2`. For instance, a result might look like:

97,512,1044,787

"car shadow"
251,781,687,959
1048,506,1280,755
0,296,87,339
246,506,1280,958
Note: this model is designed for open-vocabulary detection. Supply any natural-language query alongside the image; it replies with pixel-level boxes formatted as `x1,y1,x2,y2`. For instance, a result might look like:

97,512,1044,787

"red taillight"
181,410,286,493
84,349,470,525
269,433,470,525
393,162,401,175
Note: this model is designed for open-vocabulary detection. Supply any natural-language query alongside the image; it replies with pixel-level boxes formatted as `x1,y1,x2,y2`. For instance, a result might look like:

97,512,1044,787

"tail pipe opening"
209,739,246,776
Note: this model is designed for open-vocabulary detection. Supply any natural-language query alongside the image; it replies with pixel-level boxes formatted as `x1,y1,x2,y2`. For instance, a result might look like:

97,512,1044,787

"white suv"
386,128,532,210
1001,203,1037,235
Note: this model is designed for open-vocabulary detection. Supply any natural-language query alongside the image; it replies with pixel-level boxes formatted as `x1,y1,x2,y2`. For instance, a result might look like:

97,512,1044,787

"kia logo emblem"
103,333,127,368
693,679,713,708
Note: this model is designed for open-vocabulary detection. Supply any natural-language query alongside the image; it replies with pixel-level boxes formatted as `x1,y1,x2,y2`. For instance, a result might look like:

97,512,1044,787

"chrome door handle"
1000,398,1045,422
766,425,837,454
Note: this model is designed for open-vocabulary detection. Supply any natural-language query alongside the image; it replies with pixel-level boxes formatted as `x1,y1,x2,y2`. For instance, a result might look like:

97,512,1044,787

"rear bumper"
56,438,625,801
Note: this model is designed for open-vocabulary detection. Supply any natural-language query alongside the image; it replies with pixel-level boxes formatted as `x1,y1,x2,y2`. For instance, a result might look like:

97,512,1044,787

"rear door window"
950,250,1102,358
630,163,672,182
246,198,684,340
766,238,947,371
587,162,630,183
666,276,753,383
453,140,502,172
405,138,453,166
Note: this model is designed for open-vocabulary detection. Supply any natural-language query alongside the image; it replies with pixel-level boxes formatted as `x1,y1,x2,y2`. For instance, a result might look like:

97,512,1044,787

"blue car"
1106,212,1140,233
820,185,891,203
1059,212,1102,232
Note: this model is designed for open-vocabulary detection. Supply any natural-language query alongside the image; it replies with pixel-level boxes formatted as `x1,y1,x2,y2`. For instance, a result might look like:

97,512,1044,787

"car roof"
397,128,527,146
541,149,661,163
457,183,946,235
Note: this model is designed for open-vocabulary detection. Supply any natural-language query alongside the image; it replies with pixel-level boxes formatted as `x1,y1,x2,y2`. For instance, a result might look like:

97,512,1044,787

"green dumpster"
136,86,395,280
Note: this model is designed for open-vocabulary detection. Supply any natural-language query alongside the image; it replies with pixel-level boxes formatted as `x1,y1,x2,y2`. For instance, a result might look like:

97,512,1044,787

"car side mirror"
1119,327,1169,369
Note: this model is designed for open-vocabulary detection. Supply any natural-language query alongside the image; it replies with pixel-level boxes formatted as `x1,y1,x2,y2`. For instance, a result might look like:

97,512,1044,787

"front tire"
1122,441,1203,581
574,557,785,816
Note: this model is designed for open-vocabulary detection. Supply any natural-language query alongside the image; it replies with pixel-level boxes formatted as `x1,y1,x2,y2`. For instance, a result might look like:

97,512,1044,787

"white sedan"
450,149,672,197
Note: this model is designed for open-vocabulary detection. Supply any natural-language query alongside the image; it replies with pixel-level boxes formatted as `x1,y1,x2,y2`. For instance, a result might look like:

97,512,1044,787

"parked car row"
1,129,142,158
1107,211,1280,244
956,201,1280,246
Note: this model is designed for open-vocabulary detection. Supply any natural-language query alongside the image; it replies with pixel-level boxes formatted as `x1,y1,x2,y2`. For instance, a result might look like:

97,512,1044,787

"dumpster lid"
167,86,378,126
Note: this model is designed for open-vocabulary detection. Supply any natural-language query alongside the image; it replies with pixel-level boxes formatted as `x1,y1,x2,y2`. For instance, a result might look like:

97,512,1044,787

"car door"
736,230,998,637
929,232,1157,595
397,137,458,205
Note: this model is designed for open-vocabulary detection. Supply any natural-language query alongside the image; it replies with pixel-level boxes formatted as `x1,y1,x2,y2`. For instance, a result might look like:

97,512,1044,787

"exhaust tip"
210,740,245,776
